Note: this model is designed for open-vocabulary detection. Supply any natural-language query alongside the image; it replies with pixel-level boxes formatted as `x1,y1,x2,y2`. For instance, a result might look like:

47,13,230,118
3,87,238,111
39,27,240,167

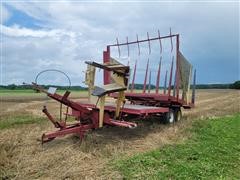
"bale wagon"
28,29,196,143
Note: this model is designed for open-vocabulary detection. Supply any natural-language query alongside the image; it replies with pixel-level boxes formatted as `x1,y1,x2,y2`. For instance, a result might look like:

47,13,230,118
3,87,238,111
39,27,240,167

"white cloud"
1,1,239,85
1,24,79,38
1,25,90,85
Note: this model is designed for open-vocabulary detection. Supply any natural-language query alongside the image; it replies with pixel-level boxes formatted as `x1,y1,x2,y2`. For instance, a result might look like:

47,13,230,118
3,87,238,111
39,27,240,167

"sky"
0,1,239,86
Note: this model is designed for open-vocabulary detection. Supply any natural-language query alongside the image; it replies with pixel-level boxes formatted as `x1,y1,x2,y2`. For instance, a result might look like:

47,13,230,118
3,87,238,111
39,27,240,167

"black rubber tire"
162,109,175,124
174,108,182,122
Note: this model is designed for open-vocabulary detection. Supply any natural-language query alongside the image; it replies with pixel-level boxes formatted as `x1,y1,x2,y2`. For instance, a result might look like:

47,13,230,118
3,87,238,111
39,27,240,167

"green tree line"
0,81,239,90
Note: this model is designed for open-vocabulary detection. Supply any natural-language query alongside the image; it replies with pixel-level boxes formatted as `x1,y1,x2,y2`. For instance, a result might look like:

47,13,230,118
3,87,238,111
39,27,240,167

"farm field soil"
0,89,239,179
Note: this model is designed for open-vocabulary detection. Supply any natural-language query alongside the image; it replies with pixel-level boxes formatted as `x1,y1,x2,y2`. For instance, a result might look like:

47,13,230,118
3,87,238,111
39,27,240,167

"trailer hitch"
41,105,95,144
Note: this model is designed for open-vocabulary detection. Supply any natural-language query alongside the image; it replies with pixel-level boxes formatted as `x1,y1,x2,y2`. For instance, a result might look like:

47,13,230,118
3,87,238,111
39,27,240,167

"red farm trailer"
28,29,196,143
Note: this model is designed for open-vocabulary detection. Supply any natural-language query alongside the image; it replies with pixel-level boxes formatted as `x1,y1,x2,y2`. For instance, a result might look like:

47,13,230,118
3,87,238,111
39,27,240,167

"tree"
8,84,17,90
230,81,240,89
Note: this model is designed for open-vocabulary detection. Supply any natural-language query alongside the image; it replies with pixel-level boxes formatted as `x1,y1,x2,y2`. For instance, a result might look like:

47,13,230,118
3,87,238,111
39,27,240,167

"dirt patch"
0,89,239,179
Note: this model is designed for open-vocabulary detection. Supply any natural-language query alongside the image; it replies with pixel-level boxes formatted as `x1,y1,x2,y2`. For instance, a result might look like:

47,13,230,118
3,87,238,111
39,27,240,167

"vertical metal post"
157,30,163,94
164,70,168,94
103,46,111,85
115,91,124,119
126,36,130,57
170,28,173,52
158,30,163,54
131,60,137,92
191,69,196,105
156,58,162,94
168,58,174,97
98,95,105,128
173,74,176,97
116,38,121,58
148,70,151,93
147,32,151,54
136,34,140,56
176,35,180,100
143,59,149,93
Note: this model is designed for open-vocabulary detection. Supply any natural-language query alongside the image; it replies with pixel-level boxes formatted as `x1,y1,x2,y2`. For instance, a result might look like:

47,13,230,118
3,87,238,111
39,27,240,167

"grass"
114,114,240,179
0,89,39,96
0,89,88,98
0,115,45,129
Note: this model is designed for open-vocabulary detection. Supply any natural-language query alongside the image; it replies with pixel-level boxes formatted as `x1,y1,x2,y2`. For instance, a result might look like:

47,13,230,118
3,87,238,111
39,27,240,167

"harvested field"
0,89,239,179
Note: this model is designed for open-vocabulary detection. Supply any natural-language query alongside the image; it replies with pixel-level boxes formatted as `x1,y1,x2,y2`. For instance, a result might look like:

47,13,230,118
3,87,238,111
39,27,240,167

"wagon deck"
80,102,169,115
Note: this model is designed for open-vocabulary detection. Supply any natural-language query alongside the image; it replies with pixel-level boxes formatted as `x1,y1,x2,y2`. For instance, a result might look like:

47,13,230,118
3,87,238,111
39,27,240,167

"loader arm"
30,82,91,114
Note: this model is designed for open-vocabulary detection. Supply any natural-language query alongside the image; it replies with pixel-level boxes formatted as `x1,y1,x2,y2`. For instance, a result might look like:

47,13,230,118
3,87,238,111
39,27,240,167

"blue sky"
1,1,239,86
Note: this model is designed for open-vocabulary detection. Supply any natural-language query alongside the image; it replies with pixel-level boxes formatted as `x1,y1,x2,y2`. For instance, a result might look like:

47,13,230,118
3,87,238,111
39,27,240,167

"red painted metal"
168,58,174,97
103,46,111,84
147,32,151,54
156,30,163,94
143,59,149,93
126,36,130,57
108,33,178,47
26,31,195,144
105,31,195,110
155,58,162,94
106,31,180,96
116,37,121,57
42,106,65,128
170,28,173,52
105,119,137,128
164,70,168,94
158,30,163,54
192,69,197,105
173,70,176,97
148,70,151,93
80,102,169,115
42,124,94,143
136,34,140,56
121,92,193,108
30,82,175,143
131,60,137,92
176,35,180,100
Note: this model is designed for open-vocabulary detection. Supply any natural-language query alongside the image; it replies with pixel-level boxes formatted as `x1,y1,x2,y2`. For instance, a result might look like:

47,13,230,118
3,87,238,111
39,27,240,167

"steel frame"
103,30,196,108
28,30,195,144
30,62,170,143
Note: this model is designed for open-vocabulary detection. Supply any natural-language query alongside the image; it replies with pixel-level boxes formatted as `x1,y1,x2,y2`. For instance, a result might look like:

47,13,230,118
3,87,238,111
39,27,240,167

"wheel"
163,109,175,124
174,108,182,122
